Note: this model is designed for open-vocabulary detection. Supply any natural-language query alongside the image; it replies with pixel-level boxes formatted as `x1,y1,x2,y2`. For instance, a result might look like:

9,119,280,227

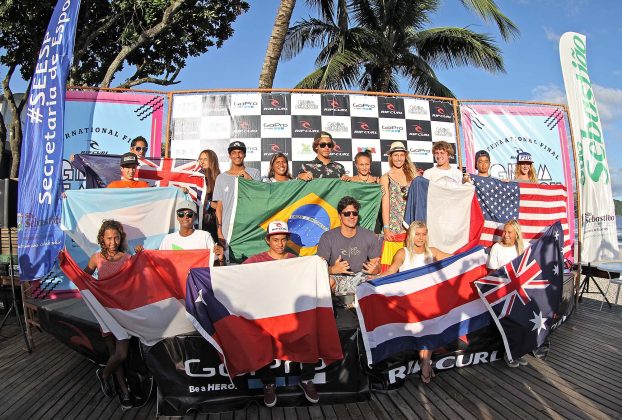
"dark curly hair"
97,220,127,258
267,152,292,180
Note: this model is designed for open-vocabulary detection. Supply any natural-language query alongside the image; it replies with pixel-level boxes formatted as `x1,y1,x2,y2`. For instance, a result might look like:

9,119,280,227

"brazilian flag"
228,178,382,263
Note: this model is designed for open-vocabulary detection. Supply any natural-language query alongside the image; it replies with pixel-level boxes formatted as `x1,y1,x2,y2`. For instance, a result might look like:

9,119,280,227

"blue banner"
17,0,82,280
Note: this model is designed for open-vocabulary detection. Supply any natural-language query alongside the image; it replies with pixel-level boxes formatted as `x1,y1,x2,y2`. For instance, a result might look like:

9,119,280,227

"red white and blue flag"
58,249,210,345
355,246,489,365
186,256,343,378
475,222,564,361
71,154,205,200
404,177,484,253
473,176,571,257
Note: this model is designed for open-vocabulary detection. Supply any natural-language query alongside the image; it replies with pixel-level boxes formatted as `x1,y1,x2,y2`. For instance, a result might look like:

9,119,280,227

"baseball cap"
267,220,291,236
228,141,247,154
120,152,139,167
516,152,534,163
387,141,407,154
176,200,197,213
475,150,490,161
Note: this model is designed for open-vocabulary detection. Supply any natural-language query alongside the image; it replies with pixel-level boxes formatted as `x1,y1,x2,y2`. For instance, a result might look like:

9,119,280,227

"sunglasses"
341,211,359,217
318,142,334,149
176,210,195,218
133,146,148,152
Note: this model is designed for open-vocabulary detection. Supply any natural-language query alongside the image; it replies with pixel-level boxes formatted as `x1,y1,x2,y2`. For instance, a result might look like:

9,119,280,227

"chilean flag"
186,256,343,378
404,177,484,254
355,246,490,365
59,249,210,345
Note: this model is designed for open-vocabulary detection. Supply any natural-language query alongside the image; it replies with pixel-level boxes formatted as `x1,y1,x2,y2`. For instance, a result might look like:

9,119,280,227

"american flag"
473,176,571,258
475,222,564,361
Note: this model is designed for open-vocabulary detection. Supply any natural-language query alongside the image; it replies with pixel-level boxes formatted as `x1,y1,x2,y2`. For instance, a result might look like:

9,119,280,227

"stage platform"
1,297,620,419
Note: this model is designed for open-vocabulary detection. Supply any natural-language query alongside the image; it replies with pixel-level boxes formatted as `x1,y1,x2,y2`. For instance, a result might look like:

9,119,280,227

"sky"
4,0,622,195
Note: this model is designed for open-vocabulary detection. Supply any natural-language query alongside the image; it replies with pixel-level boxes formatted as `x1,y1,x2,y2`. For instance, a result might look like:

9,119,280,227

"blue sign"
17,0,82,280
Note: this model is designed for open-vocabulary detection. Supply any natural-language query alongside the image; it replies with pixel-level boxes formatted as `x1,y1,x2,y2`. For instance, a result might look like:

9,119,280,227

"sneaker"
504,354,519,368
263,383,277,408
120,392,133,410
517,356,529,366
96,368,114,398
299,380,319,404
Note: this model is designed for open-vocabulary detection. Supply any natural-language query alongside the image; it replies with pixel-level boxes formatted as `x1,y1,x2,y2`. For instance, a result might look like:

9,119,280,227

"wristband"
383,225,390,229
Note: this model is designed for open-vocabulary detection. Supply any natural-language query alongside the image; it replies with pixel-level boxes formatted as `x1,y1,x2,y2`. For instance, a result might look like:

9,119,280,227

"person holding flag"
106,153,149,189
243,221,318,406
159,200,225,266
297,131,347,181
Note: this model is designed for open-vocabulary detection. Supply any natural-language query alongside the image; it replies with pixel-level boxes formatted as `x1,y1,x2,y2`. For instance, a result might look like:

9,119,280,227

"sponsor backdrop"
63,90,165,191
170,93,459,175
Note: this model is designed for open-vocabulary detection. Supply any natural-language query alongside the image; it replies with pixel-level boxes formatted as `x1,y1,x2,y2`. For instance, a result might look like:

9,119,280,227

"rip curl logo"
260,193,340,256
271,144,281,152
329,99,340,108
359,122,370,130
271,98,280,107
436,107,445,115
386,103,396,111
300,120,312,129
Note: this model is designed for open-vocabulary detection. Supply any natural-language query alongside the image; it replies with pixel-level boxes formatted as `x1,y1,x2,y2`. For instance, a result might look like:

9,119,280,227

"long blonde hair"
405,221,433,263
501,219,525,254
513,163,537,183
389,151,418,183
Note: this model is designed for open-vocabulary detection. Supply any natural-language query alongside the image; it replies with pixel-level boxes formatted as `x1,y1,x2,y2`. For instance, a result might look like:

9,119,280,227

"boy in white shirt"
423,141,463,185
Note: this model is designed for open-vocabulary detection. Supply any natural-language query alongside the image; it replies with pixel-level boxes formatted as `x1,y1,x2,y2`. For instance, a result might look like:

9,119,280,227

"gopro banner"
17,0,81,280
560,32,618,262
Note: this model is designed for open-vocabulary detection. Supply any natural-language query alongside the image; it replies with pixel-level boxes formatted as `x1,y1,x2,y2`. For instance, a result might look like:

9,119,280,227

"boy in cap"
297,131,347,181
242,221,319,406
212,141,261,249
107,153,150,188
243,221,296,263
159,200,225,265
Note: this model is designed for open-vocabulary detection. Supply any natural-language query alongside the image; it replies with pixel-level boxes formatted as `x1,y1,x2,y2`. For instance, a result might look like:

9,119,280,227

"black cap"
120,152,139,167
228,141,246,154
475,150,490,161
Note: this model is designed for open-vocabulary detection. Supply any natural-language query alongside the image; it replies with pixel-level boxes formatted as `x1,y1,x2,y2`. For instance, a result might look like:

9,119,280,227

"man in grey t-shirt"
317,196,382,300
213,140,261,249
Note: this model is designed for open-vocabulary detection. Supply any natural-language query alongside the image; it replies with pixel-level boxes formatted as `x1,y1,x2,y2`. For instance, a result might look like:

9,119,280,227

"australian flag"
475,222,564,361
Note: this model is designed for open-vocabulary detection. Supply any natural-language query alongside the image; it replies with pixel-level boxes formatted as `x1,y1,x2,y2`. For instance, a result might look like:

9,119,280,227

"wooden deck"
1,297,621,419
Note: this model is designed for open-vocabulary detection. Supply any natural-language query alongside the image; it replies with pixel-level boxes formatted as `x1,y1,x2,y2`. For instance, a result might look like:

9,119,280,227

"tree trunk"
258,0,297,89
1,65,24,178
0,100,7,177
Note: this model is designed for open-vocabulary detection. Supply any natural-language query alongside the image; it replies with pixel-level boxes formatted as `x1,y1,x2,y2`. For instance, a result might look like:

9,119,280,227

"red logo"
359,122,370,130
413,124,423,133
300,120,312,129
385,103,396,111
329,99,340,108
436,107,445,114
271,98,280,107
270,144,281,152
239,121,250,129
333,143,343,152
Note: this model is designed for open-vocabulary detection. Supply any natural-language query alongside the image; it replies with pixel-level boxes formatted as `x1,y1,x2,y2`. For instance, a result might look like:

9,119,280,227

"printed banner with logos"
170,93,459,176
460,104,575,260
560,32,619,262
63,90,164,191
17,0,81,280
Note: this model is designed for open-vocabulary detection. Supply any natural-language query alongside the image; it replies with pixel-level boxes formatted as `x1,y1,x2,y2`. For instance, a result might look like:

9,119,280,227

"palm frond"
282,18,338,60
459,0,519,40
414,27,504,72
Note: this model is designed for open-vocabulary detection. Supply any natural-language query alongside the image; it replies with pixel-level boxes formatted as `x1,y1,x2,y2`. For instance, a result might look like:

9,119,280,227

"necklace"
358,173,370,182
106,250,119,261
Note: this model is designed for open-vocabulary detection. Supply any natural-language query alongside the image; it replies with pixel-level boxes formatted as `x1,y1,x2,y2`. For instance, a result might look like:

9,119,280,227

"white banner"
560,32,618,262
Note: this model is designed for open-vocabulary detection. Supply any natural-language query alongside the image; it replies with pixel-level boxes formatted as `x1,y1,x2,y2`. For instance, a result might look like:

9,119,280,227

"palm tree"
259,0,518,93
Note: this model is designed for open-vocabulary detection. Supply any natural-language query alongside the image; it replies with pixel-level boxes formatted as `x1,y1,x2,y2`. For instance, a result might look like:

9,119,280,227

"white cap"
176,200,197,213
267,220,291,236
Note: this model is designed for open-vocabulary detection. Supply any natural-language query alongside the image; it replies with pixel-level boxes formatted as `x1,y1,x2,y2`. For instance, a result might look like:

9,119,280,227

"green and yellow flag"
228,179,382,262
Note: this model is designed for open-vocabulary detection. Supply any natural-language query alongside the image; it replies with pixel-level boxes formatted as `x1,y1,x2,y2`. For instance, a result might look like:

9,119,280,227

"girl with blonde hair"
513,152,538,183
381,221,451,384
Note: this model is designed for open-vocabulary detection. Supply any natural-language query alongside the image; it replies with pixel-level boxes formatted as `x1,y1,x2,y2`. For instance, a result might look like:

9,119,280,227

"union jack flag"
475,222,564,361
473,176,571,258
71,153,205,199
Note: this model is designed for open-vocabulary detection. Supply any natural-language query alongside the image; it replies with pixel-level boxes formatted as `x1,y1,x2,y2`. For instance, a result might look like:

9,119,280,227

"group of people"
84,132,539,407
